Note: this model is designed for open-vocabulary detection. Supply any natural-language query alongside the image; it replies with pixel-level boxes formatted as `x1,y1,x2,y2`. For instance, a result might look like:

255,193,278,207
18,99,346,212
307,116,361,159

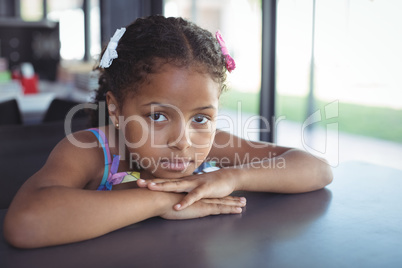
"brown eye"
149,113,167,122
192,115,209,124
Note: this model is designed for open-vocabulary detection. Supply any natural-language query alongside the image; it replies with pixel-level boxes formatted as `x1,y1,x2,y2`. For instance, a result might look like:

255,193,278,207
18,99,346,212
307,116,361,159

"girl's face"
110,64,220,179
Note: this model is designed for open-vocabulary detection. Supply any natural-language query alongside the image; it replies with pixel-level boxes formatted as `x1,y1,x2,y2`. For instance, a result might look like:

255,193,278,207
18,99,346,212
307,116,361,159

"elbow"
3,208,44,249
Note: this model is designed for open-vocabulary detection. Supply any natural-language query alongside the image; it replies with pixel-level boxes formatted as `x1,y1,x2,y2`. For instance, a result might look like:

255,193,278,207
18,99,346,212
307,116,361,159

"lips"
160,158,192,172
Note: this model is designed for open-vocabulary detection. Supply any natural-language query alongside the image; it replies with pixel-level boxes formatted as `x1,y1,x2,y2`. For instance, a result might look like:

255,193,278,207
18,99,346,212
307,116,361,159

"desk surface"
1,162,402,268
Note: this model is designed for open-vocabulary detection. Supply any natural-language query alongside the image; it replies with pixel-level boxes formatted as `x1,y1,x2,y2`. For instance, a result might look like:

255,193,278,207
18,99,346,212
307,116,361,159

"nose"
167,122,192,150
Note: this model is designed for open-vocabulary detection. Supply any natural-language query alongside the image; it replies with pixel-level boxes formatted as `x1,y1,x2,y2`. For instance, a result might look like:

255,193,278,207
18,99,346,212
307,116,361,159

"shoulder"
212,129,289,151
32,129,106,189
210,130,291,166
54,129,103,158
212,130,266,149
60,129,104,150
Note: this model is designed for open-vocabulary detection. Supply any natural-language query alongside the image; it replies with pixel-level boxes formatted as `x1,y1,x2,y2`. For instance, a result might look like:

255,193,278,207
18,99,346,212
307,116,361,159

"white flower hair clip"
99,27,126,68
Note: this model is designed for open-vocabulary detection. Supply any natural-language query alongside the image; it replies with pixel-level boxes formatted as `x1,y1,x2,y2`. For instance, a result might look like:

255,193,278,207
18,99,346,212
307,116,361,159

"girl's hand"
160,195,245,220
137,169,246,210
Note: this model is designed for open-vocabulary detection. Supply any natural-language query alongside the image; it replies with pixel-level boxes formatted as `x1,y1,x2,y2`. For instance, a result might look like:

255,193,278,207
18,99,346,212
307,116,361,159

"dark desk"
1,162,402,268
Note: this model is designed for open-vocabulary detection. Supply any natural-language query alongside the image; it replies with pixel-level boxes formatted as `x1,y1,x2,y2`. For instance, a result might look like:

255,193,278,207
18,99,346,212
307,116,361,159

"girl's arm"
211,130,333,193
3,132,244,249
138,130,333,209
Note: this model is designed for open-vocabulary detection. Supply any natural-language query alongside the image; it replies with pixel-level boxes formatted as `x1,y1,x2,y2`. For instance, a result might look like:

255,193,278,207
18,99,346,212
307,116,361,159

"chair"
42,98,89,122
0,99,22,126
0,118,90,209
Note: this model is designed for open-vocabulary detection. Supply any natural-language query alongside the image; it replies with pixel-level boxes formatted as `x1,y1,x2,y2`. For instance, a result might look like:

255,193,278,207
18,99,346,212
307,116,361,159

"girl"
3,15,332,249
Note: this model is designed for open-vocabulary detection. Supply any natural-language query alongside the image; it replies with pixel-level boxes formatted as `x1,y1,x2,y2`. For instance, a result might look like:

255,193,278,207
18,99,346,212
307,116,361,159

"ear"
106,91,121,127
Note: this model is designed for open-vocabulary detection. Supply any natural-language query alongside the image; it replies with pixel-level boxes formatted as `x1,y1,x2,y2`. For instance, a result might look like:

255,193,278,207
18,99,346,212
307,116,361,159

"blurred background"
0,0,401,170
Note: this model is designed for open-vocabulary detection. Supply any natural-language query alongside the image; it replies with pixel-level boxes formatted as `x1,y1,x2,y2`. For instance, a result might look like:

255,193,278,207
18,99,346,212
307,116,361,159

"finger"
221,196,247,203
137,178,181,189
146,178,180,183
136,179,148,188
148,180,196,193
201,197,247,207
207,203,243,215
174,187,206,210
194,195,247,203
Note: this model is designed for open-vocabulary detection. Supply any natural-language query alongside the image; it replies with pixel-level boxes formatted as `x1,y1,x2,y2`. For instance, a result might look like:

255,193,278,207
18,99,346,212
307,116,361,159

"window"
20,0,101,61
276,0,402,169
164,0,262,141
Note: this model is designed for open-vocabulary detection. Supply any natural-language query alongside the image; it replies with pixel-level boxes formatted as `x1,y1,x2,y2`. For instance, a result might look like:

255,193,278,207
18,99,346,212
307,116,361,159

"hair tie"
215,31,236,73
99,27,126,68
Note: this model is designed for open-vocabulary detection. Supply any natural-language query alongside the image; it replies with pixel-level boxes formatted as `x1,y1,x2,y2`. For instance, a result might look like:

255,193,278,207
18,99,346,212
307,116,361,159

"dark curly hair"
92,15,228,127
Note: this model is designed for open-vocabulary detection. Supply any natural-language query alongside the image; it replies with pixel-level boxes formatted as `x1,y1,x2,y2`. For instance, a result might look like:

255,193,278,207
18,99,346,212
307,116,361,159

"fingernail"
150,182,156,186
240,197,247,203
175,204,181,210
236,207,242,212
138,179,145,183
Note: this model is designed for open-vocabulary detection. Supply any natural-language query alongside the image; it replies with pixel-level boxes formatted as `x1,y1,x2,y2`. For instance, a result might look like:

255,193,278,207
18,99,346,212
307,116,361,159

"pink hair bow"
215,31,236,73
